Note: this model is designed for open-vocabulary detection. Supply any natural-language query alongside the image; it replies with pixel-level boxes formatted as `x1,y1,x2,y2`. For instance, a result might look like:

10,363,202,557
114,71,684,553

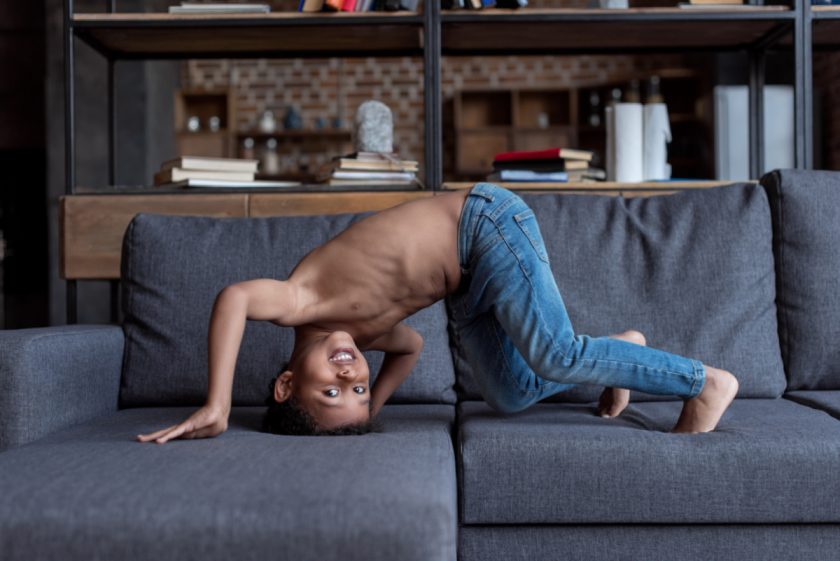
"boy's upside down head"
262,331,381,436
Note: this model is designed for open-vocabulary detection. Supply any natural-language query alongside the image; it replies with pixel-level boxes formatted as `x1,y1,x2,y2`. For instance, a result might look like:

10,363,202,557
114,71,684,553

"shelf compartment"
442,7,793,54
813,6,840,47
72,12,424,59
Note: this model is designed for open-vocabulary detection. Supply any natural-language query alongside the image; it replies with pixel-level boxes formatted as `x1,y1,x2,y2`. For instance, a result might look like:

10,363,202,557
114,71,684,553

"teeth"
331,352,353,362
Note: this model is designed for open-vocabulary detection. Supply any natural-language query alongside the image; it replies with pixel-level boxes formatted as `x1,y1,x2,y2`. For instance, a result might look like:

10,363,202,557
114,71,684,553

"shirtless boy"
137,183,739,443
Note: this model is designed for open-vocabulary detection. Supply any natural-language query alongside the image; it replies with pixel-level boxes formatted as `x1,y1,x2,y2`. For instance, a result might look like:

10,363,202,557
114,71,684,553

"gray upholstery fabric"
449,183,785,403
785,390,840,421
458,399,840,524
459,525,840,561
0,404,457,561
0,325,123,452
120,213,457,407
761,169,840,390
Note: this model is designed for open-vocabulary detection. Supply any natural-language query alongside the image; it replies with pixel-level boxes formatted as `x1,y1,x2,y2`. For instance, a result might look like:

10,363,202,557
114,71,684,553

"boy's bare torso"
277,190,470,348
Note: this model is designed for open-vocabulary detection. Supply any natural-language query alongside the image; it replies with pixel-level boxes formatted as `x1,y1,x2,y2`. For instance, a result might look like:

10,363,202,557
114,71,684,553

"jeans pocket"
514,209,550,264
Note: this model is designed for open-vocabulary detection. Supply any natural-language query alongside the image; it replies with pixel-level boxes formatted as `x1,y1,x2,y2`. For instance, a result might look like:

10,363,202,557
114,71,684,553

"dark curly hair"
261,369,382,436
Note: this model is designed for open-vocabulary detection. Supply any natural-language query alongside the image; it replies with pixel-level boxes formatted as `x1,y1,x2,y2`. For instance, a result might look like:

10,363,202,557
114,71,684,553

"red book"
341,0,356,9
494,147,594,163
324,0,343,10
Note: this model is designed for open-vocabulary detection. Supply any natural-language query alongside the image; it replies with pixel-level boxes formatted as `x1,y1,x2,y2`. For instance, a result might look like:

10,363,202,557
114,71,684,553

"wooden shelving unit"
62,0,822,323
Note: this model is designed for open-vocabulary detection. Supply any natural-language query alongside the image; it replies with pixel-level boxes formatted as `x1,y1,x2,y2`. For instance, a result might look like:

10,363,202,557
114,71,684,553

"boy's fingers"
137,425,178,442
155,423,191,444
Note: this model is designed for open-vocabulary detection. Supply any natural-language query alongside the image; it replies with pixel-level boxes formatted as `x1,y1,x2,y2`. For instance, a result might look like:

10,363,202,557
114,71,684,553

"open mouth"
328,348,356,364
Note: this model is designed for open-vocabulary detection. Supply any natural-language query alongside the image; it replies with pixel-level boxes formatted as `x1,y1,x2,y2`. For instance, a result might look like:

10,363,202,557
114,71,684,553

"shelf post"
65,0,78,325
748,47,765,180
794,0,813,169
423,0,442,190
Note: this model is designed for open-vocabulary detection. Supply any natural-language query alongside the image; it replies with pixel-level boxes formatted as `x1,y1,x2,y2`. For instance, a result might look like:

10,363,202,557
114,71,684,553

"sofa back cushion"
119,213,456,408
449,182,786,402
761,169,840,390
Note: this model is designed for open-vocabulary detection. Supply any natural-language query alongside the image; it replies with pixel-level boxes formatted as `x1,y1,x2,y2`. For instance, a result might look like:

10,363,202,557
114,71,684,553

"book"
487,170,569,182
342,0,357,10
324,170,416,182
327,179,419,187
161,156,259,173
156,179,302,189
494,147,595,163
154,168,255,185
689,0,743,3
493,159,588,172
677,2,761,7
300,0,325,11
169,3,271,13
325,0,344,10
329,157,419,172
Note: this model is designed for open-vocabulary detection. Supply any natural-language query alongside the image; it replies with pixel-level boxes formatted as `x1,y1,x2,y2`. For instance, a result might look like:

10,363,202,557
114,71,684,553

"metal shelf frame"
63,0,817,324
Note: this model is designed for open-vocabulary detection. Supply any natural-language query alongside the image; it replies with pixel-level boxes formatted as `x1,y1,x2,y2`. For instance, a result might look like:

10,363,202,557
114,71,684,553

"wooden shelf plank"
60,193,248,280
442,7,793,53
72,12,424,58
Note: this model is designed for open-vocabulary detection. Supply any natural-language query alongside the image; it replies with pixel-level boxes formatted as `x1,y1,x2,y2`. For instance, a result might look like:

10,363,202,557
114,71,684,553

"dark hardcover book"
493,159,588,172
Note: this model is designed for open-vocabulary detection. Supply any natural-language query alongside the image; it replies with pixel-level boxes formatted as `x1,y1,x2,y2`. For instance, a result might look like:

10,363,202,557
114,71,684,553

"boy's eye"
353,386,366,394
324,389,339,398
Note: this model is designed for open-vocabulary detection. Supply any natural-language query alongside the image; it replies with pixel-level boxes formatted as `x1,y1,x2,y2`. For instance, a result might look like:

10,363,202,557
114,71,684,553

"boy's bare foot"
598,386,630,418
671,365,739,433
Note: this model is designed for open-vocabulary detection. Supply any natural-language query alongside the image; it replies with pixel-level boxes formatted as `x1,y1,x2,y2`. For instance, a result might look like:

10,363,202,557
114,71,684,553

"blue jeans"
445,183,706,413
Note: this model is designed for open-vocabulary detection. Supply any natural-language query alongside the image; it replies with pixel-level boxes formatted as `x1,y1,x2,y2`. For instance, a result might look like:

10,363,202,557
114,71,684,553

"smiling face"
275,330,371,431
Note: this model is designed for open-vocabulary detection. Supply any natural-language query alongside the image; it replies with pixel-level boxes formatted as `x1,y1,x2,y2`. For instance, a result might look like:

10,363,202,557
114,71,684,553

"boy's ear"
273,370,294,403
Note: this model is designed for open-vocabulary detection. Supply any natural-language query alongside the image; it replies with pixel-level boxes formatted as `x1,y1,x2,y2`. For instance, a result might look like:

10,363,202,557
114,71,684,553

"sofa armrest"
0,324,124,452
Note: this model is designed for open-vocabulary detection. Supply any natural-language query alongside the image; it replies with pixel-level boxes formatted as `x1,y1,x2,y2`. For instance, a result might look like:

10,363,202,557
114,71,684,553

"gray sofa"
2,169,840,560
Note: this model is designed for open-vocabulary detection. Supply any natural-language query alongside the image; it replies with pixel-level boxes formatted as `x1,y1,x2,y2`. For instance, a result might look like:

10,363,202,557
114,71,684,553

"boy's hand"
597,387,630,419
136,404,230,444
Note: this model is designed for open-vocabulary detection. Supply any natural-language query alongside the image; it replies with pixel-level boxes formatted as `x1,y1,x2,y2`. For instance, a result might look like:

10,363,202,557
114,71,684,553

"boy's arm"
138,279,299,444
366,322,424,417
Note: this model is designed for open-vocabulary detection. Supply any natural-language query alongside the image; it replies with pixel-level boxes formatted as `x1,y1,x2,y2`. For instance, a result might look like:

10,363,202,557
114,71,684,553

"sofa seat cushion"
450,183,786,403
785,390,840,421
0,405,457,561
458,399,840,524
120,213,457,407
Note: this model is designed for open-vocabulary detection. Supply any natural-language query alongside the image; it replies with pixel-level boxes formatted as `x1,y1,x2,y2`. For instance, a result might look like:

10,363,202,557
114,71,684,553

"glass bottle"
588,91,602,127
646,75,664,104
262,138,280,175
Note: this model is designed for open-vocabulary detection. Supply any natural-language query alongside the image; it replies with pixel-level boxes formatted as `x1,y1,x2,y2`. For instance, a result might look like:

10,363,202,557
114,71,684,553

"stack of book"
317,152,419,187
299,0,419,12
488,148,605,184
154,156,300,189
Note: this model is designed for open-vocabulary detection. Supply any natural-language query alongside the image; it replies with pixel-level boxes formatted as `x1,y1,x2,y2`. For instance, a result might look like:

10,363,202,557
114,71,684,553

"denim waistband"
457,182,522,272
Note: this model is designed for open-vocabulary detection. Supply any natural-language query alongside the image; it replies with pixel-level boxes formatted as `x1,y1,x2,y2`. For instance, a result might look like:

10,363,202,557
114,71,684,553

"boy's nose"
336,369,355,380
